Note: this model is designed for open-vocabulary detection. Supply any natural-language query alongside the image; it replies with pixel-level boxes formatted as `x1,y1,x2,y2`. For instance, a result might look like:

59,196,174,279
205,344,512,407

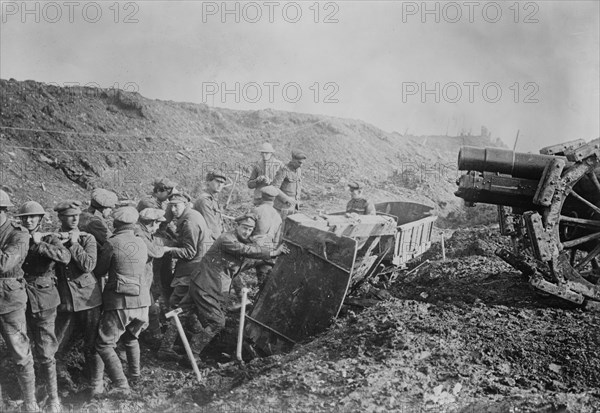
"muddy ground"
2,227,600,412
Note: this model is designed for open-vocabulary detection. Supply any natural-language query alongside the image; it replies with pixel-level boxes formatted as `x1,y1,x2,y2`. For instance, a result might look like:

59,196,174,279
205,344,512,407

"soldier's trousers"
96,307,149,386
0,307,34,371
55,306,102,366
26,307,58,366
184,282,226,356
153,256,174,306
0,307,36,403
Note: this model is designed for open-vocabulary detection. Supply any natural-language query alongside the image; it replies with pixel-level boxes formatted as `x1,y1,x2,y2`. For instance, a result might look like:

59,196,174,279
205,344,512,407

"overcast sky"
1,1,598,151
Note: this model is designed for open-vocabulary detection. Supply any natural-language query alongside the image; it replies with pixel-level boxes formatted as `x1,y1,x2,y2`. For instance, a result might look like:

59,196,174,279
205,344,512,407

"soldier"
184,213,289,362
0,190,38,411
53,200,104,398
251,186,283,247
95,207,148,397
17,201,71,412
134,208,171,344
137,178,176,212
247,143,284,206
250,186,282,286
193,170,226,242
79,188,118,253
271,150,306,230
157,192,210,361
346,182,376,215
137,178,177,310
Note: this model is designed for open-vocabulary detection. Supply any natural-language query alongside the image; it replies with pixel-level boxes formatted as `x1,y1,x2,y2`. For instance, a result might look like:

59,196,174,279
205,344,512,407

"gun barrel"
458,146,564,179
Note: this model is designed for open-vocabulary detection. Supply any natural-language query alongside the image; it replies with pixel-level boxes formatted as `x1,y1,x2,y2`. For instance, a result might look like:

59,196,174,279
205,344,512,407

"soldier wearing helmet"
247,143,284,206
17,201,71,412
0,190,39,411
52,200,104,398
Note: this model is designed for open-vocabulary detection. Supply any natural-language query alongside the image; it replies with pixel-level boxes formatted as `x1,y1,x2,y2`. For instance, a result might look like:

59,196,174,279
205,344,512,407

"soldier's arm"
272,169,296,206
142,234,166,259
33,234,72,264
221,236,272,260
93,240,113,277
0,231,30,273
247,164,261,189
169,220,199,260
69,234,98,273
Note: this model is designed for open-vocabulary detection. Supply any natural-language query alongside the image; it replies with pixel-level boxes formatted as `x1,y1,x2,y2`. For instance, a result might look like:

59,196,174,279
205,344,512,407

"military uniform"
22,232,70,406
185,230,272,356
346,198,376,215
0,219,37,407
251,186,282,247
137,194,176,305
95,207,149,394
247,157,284,206
134,210,169,342
272,162,302,212
169,206,211,307
53,201,104,395
79,189,118,257
194,192,223,242
78,209,111,252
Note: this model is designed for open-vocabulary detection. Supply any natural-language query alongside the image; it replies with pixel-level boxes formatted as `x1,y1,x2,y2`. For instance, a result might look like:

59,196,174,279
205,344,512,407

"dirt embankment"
1,78,503,222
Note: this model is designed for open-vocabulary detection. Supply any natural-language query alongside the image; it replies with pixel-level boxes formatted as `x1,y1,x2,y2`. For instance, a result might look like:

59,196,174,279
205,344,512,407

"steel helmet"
0,190,13,207
15,201,46,217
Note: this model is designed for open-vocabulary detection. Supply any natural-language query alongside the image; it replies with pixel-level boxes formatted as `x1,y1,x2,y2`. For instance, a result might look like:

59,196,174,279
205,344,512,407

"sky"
1,0,598,152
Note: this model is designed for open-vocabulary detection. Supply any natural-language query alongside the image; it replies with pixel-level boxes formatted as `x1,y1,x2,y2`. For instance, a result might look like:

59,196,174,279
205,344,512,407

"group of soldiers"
0,143,376,411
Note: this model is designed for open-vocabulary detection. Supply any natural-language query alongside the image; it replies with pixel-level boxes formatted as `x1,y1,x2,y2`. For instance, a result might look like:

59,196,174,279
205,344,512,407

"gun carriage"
455,139,600,309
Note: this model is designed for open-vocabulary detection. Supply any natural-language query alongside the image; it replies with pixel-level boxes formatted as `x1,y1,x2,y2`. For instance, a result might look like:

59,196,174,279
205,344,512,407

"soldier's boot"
55,360,75,392
17,364,40,412
88,353,105,399
42,362,61,413
157,322,182,362
123,337,141,386
141,302,162,349
101,350,130,399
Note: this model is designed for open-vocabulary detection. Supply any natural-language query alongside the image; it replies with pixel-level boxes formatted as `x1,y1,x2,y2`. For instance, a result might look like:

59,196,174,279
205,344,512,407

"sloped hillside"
0,78,503,218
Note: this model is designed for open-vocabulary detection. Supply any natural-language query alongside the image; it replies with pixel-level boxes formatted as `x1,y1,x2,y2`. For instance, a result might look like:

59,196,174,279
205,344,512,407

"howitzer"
455,138,600,310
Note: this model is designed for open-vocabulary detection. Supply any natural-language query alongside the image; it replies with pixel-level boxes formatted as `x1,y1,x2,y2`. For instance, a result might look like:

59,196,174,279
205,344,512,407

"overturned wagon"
455,139,600,310
245,201,437,355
